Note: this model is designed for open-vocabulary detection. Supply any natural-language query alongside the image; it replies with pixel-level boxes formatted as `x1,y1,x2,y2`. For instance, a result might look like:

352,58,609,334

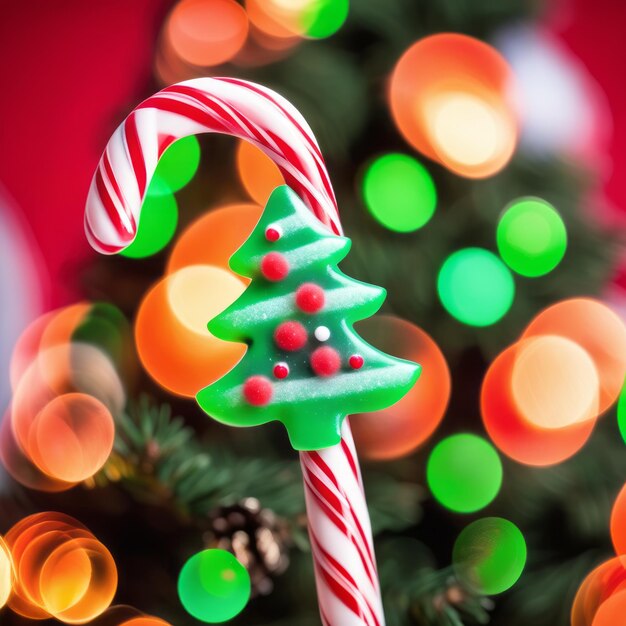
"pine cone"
204,498,290,597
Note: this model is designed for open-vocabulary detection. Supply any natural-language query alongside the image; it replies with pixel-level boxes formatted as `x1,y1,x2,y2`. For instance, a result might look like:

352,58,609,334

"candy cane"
84,77,384,626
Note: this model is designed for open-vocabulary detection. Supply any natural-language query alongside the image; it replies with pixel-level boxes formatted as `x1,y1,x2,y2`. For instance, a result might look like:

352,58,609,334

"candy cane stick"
84,77,384,626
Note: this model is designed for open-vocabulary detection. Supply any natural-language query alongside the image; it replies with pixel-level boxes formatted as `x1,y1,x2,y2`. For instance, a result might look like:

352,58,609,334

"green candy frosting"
196,185,420,451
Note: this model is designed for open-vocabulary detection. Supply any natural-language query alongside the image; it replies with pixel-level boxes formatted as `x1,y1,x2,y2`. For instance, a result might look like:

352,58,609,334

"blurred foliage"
110,397,423,541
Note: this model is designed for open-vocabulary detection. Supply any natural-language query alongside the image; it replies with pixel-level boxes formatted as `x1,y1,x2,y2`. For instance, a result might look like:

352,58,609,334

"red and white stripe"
85,77,341,254
83,78,384,626
302,421,384,626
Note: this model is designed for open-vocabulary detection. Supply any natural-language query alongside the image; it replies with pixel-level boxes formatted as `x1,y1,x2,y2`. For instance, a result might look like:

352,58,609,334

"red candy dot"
311,346,341,377
295,283,325,314
273,362,289,379
349,354,364,369
265,226,282,242
274,321,308,351
261,252,289,281
243,376,273,406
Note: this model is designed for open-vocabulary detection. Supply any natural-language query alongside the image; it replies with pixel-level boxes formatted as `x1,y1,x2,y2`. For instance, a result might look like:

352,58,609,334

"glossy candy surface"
197,186,420,450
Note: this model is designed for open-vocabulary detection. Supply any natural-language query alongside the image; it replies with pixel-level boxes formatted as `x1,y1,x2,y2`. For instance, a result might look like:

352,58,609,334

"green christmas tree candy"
196,186,420,450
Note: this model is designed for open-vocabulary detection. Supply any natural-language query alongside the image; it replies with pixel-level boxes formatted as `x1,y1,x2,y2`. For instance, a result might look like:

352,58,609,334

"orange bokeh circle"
481,340,596,466
591,590,626,626
245,0,301,39
611,483,626,557
167,204,262,277
120,616,171,626
0,408,75,493
10,304,90,391
351,316,450,460
11,345,123,463
5,513,117,623
0,535,14,609
510,335,600,430
39,538,118,623
571,558,626,626
236,142,284,207
27,393,115,483
389,33,518,178
522,298,626,414
166,0,249,67
135,266,246,397
6,513,89,619
18,529,94,609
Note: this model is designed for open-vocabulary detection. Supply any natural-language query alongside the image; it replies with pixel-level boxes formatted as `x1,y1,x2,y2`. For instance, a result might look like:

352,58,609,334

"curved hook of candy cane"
84,77,342,254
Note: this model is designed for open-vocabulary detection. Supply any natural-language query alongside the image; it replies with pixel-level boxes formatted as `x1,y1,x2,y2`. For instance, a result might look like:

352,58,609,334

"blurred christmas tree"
3,0,624,625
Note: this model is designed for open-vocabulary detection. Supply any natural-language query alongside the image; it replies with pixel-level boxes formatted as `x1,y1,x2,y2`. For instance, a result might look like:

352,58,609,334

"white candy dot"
314,326,331,342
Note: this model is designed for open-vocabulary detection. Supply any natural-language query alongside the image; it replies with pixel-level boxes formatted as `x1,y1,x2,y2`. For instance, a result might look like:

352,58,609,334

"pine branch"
106,396,423,538
378,537,492,626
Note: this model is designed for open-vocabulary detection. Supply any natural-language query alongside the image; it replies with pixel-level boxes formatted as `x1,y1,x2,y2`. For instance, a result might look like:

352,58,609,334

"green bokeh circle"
120,191,178,258
497,197,567,277
149,135,201,196
617,379,626,444
427,434,503,513
362,153,437,233
453,517,527,595
178,549,251,623
437,248,515,326
302,0,350,39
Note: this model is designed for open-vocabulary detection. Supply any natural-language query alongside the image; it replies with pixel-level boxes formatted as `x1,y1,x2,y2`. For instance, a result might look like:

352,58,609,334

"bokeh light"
122,619,173,626
0,409,76,493
497,197,567,276
0,536,13,609
618,380,626,444
27,393,115,483
167,265,246,335
11,304,88,390
135,267,246,397
168,204,263,277
245,0,348,39
592,591,626,626
571,558,626,626
351,316,449,460
39,538,117,623
481,340,596,466
437,248,515,326
69,303,135,383
426,434,502,513
246,0,301,39
362,154,437,232
178,549,251,623
166,0,249,67
610,483,626,557
389,34,518,178
3,337,124,490
522,298,626,413
300,0,349,39
7,513,86,619
149,136,201,195
452,517,527,595
12,343,124,445
5,513,117,623
426,90,516,177
511,335,599,429
10,303,133,392
120,193,178,259
236,141,284,206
